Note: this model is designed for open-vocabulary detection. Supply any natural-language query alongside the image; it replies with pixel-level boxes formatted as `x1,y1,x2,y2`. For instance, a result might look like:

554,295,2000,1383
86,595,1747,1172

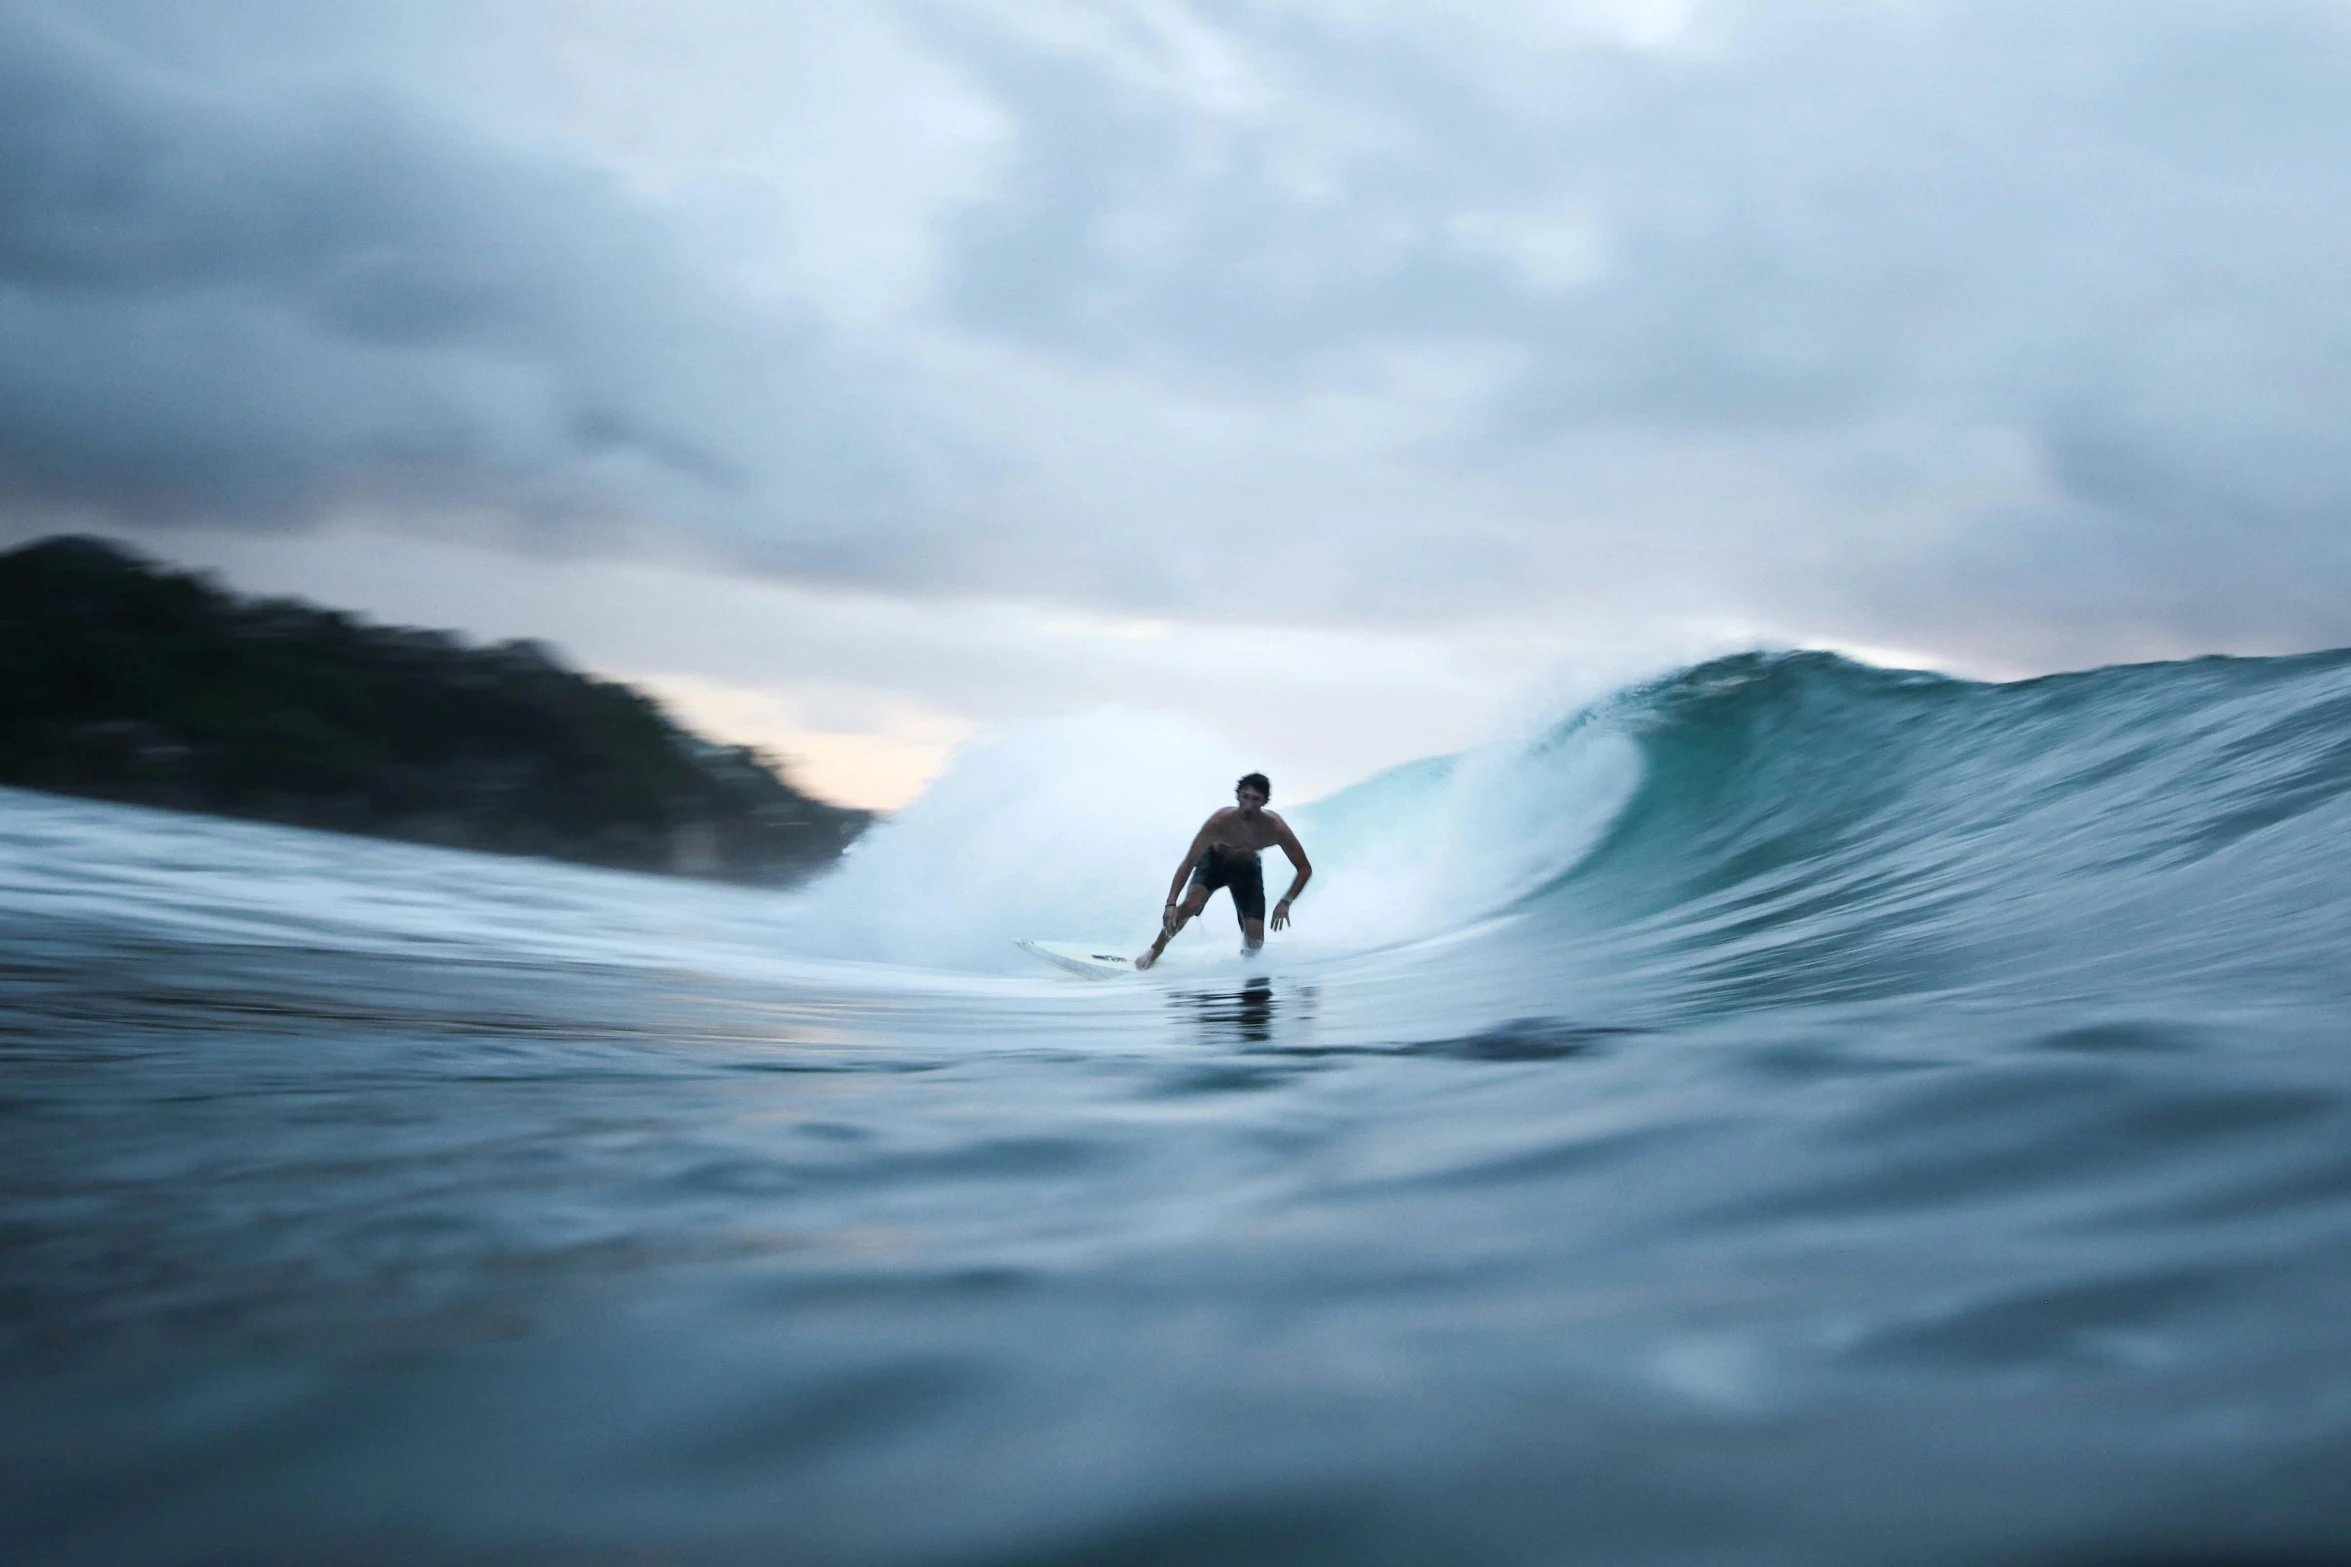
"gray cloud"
923,0,2351,650
0,1,948,560
8,0,2351,675
930,9,1535,376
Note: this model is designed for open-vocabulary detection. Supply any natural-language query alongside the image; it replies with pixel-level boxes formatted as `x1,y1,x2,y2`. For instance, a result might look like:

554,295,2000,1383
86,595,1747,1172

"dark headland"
0,535,871,882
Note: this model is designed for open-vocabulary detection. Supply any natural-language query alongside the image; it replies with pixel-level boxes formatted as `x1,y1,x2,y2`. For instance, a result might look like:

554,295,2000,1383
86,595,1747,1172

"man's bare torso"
1201,805,1288,858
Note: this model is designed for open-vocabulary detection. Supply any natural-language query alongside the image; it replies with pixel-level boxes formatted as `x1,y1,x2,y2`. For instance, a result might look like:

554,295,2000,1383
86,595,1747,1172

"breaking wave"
784,647,2351,1021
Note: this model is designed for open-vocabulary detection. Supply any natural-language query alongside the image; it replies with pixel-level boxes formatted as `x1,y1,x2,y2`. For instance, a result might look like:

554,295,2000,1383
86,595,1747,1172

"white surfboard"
1016,939,1140,978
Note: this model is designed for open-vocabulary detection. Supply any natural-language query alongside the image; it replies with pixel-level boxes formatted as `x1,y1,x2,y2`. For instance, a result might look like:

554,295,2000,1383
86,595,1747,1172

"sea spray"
780,708,1251,971
776,693,1647,972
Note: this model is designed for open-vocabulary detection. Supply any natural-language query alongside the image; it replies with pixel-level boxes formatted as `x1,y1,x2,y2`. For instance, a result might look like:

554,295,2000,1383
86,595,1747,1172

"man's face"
1236,786,1267,812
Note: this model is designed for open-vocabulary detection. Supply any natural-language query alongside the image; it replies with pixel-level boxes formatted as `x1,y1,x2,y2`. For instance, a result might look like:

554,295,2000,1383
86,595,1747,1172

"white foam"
773,694,1644,972
776,708,1252,971
1289,708,1644,952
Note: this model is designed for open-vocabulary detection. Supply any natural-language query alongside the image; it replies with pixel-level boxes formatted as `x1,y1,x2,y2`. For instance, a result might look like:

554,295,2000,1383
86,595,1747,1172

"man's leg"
1137,884,1211,969
1238,864,1267,952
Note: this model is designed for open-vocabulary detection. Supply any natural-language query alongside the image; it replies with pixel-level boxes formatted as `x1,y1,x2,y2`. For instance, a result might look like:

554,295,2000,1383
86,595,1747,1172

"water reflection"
1172,978,1318,1047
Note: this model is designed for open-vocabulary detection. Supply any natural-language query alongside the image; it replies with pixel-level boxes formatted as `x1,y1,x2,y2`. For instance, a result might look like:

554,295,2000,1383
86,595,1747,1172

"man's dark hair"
1237,772,1271,799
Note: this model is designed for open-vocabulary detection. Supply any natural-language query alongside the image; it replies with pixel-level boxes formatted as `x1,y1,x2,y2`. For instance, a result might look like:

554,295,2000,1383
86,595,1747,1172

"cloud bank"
7,0,2351,711
0,0,949,565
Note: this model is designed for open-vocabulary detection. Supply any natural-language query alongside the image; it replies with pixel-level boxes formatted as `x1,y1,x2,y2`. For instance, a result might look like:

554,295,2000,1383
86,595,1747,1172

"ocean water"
7,649,2351,1566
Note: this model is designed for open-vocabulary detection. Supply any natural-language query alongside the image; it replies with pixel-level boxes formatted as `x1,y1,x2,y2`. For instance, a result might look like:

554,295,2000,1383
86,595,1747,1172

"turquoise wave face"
1287,647,2351,1022
1488,649,2351,1018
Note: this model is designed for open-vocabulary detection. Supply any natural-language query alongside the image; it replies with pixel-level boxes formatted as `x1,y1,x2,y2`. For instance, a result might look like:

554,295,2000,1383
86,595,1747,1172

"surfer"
1135,772,1312,971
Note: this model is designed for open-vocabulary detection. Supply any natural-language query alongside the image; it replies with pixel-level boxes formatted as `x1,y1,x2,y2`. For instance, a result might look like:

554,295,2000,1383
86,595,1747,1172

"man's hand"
1163,901,1182,936
1271,897,1292,932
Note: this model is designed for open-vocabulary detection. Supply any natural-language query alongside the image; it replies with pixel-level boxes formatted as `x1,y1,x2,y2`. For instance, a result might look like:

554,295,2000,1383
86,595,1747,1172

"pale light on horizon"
627,671,977,812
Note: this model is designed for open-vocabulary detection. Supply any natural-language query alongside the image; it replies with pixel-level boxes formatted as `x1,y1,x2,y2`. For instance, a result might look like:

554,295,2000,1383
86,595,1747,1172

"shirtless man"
1135,772,1312,971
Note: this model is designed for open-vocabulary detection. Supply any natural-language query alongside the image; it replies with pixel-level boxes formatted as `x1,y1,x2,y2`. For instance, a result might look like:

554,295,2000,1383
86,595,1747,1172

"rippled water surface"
8,652,2351,1566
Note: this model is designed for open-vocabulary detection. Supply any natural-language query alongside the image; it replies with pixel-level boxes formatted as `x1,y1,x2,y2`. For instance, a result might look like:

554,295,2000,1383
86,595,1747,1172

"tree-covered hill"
0,536,870,880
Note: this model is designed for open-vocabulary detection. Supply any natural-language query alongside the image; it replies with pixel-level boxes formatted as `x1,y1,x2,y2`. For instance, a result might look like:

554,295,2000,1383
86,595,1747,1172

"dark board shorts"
1189,847,1267,927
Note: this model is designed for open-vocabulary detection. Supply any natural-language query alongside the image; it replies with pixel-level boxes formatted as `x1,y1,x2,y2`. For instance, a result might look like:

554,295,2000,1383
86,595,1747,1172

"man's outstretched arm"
1270,816,1312,931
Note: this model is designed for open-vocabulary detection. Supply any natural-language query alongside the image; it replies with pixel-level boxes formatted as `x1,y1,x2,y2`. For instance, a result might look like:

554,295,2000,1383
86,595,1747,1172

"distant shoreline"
0,536,871,884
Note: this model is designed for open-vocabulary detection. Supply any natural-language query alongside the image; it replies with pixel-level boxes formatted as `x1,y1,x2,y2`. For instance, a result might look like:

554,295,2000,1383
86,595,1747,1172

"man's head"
1236,772,1271,810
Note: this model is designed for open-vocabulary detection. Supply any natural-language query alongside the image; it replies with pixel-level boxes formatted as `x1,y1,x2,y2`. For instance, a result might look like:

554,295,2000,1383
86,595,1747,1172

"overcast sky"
7,0,2350,806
